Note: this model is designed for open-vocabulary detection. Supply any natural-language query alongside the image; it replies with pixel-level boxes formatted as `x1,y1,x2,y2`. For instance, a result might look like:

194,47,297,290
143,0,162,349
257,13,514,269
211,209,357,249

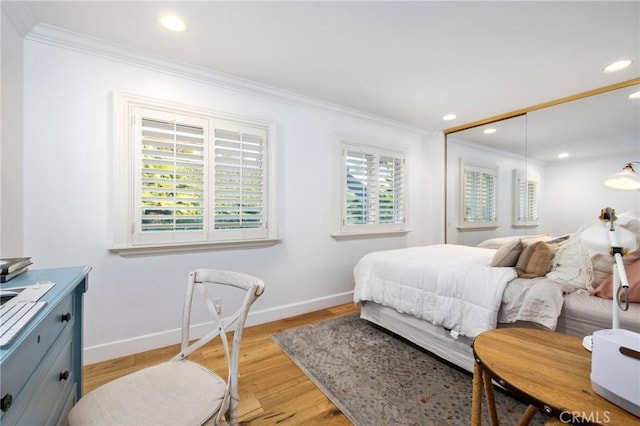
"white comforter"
354,244,563,338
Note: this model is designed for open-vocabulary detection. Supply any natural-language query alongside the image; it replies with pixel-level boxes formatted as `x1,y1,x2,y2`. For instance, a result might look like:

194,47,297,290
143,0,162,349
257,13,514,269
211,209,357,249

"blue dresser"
0,266,90,425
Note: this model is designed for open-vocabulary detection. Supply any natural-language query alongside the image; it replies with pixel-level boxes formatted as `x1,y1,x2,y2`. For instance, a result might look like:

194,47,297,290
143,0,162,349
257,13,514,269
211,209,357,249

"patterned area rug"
272,313,548,426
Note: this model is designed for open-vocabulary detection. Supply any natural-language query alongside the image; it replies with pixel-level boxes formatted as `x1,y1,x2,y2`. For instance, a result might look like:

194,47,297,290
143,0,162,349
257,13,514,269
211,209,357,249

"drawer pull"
0,393,12,412
59,370,70,381
61,313,72,322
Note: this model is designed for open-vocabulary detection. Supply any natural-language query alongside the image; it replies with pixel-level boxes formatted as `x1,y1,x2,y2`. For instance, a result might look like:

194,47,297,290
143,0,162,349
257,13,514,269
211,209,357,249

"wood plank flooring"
82,303,358,425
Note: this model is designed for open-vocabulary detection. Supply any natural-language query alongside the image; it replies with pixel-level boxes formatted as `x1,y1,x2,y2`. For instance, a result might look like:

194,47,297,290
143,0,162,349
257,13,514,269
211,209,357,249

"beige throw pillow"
521,235,553,247
490,239,523,267
516,241,555,278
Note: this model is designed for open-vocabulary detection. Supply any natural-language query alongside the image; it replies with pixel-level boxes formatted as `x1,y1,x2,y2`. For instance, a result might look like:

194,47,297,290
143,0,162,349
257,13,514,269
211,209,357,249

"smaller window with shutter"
513,169,540,227
459,160,498,229
340,141,407,236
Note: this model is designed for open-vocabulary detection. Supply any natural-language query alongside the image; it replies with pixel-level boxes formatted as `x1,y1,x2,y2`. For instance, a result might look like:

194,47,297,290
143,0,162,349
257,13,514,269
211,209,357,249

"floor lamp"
581,161,640,330
581,207,638,329
579,162,640,417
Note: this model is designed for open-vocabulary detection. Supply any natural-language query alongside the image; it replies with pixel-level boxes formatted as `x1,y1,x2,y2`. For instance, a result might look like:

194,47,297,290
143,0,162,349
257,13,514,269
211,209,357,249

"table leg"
517,405,538,426
482,371,499,426
471,360,483,426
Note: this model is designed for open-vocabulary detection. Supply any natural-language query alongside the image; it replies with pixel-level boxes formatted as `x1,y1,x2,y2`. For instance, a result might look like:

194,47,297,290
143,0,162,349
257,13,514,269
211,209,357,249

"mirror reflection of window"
513,170,540,227
460,160,498,229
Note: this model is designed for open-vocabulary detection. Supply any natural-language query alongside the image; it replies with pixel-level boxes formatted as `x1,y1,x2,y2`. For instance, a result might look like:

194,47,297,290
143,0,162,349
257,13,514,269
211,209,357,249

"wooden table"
471,328,639,425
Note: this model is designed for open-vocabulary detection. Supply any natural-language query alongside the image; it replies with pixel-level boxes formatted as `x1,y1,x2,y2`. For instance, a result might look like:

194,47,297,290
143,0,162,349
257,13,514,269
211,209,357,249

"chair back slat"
173,269,264,425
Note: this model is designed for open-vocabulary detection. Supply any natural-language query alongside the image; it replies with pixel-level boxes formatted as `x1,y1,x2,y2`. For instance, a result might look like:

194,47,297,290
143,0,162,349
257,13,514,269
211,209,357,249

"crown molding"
24,23,427,135
1,1,37,37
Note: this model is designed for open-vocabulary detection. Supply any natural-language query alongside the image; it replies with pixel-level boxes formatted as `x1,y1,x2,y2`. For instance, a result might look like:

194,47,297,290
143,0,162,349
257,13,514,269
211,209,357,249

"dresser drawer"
56,383,77,426
9,332,73,425
0,295,75,422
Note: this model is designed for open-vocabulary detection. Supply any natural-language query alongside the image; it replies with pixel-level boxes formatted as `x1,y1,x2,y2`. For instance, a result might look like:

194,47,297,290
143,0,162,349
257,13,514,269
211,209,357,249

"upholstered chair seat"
68,269,265,426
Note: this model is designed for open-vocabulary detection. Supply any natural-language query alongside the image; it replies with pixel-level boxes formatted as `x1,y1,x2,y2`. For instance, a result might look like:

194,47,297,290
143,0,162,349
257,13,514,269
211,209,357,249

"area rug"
272,313,547,426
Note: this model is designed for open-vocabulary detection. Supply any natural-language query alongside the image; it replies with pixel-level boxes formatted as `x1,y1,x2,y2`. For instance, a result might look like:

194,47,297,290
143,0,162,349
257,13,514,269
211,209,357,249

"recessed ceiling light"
158,14,188,32
483,128,496,134
443,114,456,121
558,152,569,159
629,90,640,100
603,60,632,73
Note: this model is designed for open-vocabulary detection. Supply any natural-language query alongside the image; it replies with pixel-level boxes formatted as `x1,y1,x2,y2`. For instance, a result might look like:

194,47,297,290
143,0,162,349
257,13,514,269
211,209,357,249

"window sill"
456,225,499,231
331,230,410,241
110,238,281,257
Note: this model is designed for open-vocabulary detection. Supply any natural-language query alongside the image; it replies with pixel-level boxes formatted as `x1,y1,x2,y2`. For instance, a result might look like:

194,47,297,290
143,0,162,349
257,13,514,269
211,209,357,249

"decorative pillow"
545,234,572,245
490,238,523,267
477,234,548,250
546,229,593,293
477,236,519,250
547,214,640,293
618,211,640,229
515,241,555,278
520,235,553,247
591,258,640,302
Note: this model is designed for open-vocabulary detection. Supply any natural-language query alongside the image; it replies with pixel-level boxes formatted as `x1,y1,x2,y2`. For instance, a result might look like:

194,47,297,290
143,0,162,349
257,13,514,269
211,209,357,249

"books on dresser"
0,257,32,282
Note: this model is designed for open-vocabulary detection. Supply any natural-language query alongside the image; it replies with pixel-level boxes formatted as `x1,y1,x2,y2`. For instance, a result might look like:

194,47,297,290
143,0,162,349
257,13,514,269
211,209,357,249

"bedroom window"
111,92,277,255
340,142,407,236
513,170,540,227
460,161,498,229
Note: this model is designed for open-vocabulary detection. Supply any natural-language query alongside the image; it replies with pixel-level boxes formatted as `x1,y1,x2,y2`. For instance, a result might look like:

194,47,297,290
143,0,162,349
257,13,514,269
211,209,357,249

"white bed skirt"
360,293,640,374
360,301,477,373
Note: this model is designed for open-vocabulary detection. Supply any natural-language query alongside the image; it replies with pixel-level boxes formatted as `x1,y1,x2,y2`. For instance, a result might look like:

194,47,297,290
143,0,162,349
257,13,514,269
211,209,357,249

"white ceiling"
9,1,639,132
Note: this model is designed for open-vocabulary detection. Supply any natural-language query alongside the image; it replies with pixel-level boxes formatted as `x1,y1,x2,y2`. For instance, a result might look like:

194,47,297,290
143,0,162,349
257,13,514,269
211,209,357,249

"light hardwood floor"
82,303,358,425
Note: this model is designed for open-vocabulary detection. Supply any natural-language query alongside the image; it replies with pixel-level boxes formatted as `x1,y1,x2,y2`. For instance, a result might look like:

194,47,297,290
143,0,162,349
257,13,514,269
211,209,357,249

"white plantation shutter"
461,162,498,227
213,123,268,240
117,96,275,251
378,155,404,224
342,143,406,234
514,170,540,226
345,150,376,225
134,109,208,244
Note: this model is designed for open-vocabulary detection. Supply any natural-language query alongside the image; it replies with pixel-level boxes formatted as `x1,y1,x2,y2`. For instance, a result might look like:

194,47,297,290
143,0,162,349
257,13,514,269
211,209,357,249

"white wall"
543,154,640,236
1,8,25,257
21,34,444,364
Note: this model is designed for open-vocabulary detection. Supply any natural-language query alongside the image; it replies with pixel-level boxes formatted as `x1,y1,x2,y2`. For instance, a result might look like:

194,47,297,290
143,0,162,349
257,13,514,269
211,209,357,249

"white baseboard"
83,290,354,365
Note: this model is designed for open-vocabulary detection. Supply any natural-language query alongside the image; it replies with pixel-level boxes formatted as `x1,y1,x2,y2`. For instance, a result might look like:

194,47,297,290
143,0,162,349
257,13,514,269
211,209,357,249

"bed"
353,224,640,373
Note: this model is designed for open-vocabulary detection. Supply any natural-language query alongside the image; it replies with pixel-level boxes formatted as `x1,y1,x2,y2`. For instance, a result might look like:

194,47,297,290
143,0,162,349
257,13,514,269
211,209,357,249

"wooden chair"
68,269,265,426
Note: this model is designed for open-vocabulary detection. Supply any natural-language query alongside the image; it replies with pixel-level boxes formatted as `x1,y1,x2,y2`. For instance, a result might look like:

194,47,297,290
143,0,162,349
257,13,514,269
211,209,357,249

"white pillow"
477,234,548,250
546,227,593,293
477,236,519,250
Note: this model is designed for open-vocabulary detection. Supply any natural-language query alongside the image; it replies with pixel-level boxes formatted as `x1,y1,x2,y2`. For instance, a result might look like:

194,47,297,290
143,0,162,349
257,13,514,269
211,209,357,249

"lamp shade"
604,163,640,190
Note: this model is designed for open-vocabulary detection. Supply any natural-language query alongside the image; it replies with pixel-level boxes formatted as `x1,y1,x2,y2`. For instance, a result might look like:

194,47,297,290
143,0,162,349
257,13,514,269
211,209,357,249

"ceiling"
6,1,640,132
